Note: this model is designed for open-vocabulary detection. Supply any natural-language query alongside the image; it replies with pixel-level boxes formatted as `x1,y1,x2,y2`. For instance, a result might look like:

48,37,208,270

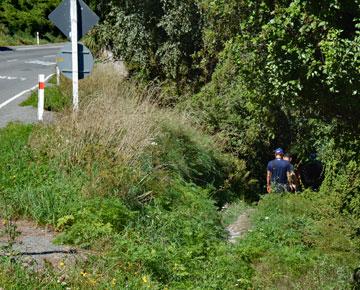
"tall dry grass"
31,64,187,166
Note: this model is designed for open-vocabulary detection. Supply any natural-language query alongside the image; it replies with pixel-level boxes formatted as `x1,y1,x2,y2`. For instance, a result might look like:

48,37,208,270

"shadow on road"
0,47,13,52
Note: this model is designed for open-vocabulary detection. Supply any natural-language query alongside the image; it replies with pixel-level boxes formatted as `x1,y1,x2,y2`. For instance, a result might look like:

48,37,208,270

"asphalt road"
0,44,63,127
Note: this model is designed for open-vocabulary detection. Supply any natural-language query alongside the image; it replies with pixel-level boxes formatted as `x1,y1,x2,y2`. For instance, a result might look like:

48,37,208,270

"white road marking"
14,45,63,51
7,59,18,63
25,60,56,66
43,55,56,58
0,75,27,81
0,74,54,110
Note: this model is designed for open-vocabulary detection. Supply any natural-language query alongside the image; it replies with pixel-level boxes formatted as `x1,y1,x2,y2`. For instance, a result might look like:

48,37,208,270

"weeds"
0,32,64,46
0,218,20,255
243,193,360,289
20,85,70,112
0,64,358,289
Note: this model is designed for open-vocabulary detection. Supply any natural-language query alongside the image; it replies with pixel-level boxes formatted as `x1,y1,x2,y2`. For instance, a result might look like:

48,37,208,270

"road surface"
0,44,62,127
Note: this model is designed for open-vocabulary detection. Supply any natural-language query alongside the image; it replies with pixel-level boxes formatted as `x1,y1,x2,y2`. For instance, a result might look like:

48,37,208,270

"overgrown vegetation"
20,82,71,112
1,0,359,288
0,66,250,286
0,0,64,45
98,0,360,209
245,193,360,289
0,64,358,288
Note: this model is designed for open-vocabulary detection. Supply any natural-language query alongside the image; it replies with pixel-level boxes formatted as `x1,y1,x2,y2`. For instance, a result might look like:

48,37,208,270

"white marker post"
70,0,79,112
36,32,40,45
56,65,60,86
38,74,45,121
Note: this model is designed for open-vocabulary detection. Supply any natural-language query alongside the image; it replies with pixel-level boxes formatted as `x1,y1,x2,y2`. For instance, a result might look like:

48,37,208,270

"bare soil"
0,220,83,271
227,209,255,243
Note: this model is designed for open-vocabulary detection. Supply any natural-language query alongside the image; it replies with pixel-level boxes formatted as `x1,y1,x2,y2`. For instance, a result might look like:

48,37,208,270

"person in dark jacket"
299,153,324,191
266,148,292,193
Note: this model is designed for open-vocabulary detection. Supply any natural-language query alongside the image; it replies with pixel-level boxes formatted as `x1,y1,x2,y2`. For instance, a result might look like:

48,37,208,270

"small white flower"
265,216,270,220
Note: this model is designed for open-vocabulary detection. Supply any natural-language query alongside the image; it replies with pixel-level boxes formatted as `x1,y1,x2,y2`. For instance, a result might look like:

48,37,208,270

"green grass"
0,122,359,289
0,33,64,46
1,70,359,288
20,85,70,112
0,122,254,289
239,193,360,289
0,123,84,225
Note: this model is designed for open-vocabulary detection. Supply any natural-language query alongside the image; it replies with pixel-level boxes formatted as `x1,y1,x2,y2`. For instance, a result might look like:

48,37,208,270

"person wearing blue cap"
266,148,292,193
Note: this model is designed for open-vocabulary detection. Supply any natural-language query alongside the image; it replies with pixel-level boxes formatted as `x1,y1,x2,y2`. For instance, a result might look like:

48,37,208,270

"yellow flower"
80,271,88,277
59,261,65,267
142,275,148,283
2,220,7,225
111,278,116,286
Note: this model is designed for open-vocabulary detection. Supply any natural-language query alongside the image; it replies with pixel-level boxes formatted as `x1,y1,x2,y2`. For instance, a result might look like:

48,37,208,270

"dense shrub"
319,140,360,222
190,0,359,187
93,1,360,195
0,0,60,36
99,0,202,88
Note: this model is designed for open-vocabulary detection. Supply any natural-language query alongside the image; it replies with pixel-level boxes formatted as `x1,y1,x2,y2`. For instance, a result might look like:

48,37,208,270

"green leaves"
0,0,61,35
188,0,359,191
100,0,202,85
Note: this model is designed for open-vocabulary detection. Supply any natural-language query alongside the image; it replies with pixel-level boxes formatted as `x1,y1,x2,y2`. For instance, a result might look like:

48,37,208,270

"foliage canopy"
0,0,61,36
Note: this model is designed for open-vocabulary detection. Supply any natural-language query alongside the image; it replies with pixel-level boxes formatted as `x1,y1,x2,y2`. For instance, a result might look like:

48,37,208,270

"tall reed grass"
30,64,189,167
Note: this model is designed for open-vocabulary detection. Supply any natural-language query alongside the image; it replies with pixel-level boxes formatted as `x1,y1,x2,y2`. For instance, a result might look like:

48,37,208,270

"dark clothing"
300,160,323,191
267,158,291,185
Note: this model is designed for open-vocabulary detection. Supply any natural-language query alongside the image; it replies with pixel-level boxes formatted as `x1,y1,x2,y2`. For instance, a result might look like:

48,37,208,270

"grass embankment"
0,33,64,46
20,77,71,112
0,65,359,289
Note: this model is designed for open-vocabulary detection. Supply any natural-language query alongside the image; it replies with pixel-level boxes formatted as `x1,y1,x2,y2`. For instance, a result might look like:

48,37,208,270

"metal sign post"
49,0,99,112
70,0,79,112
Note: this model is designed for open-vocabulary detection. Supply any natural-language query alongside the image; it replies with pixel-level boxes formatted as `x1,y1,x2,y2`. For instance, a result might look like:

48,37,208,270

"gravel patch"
0,220,84,271
227,208,255,243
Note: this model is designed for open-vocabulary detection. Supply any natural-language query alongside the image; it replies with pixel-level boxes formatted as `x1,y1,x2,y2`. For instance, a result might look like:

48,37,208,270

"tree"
99,0,202,91
0,0,60,36
191,0,359,185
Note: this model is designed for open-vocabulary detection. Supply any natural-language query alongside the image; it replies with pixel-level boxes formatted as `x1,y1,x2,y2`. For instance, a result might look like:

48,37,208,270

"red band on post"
39,82,45,89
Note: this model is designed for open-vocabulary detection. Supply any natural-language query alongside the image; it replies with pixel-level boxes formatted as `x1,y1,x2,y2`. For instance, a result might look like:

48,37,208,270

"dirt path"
227,209,255,243
0,220,83,271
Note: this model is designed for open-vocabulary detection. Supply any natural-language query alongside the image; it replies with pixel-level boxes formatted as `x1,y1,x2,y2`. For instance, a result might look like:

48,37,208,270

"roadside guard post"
56,65,60,86
38,74,45,121
49,0,99,112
